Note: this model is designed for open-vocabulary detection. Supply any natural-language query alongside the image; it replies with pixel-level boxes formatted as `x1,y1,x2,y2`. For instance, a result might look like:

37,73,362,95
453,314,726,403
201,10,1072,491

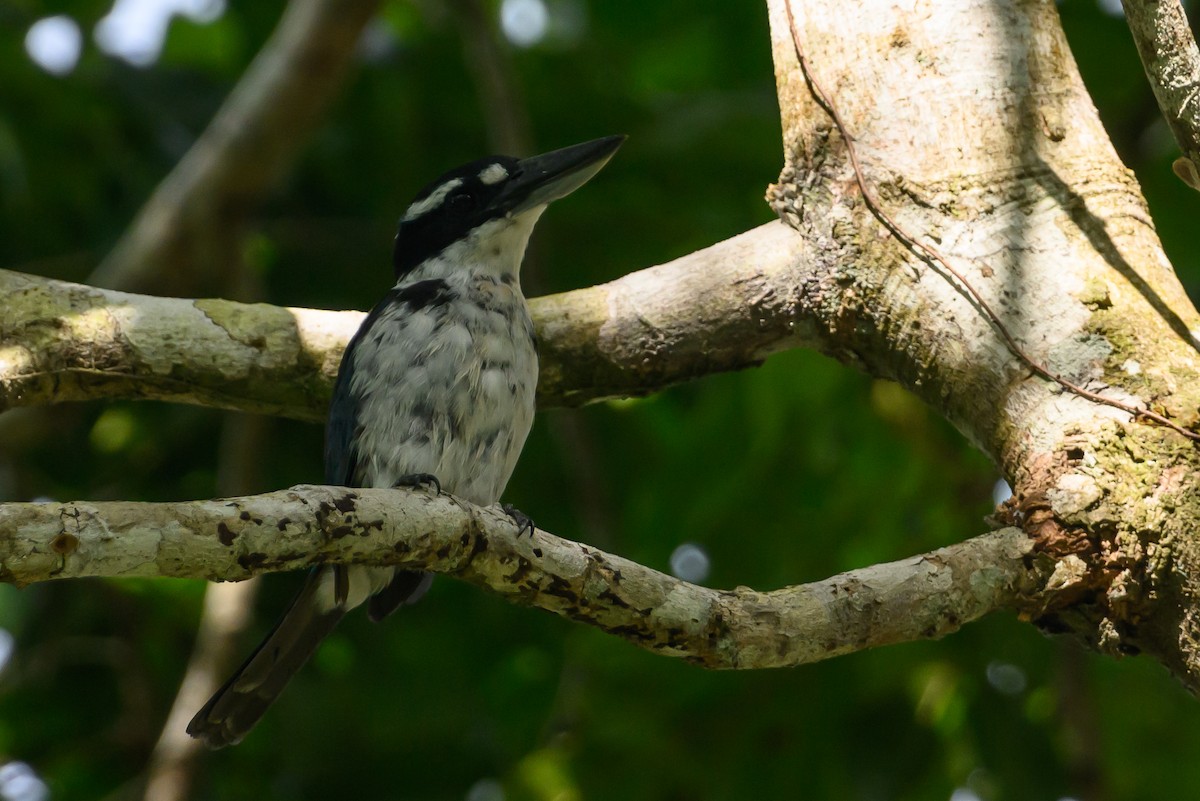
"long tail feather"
186,568,345,749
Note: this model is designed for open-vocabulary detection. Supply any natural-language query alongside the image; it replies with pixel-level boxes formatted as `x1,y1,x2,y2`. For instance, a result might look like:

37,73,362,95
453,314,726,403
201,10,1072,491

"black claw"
503,504,535,538
394,473,441,494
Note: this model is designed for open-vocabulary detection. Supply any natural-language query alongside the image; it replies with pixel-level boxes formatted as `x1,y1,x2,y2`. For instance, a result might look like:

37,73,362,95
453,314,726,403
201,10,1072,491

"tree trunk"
767,0,1200,688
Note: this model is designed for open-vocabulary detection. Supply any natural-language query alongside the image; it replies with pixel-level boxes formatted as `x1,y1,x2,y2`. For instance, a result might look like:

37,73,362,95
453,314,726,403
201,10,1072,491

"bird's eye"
448,192,475,214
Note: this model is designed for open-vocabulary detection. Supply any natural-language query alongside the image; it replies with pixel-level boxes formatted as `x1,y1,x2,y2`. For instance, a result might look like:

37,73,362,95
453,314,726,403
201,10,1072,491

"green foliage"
1,1,1198,799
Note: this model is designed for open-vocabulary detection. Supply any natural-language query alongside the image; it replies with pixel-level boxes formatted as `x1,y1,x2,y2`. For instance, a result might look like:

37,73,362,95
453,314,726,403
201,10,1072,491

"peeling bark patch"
606,623,654,642
217,522,237,546
314,497,367,539
704,606,733,665
544,575,577,603
505,556,532,585
237,552,267,570
1023,504,1092,557
598,587,631,610
466,530,488,563
50,532,78,555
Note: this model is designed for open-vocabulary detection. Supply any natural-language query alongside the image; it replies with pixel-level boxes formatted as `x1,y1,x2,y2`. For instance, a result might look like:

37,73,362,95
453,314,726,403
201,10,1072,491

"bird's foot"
502,504,535,538
394,473,442,494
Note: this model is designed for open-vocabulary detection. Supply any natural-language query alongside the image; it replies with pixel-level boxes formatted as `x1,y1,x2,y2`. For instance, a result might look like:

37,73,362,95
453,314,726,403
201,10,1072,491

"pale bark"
0,486,1036,669
0,222,813,419
767,0,1200,687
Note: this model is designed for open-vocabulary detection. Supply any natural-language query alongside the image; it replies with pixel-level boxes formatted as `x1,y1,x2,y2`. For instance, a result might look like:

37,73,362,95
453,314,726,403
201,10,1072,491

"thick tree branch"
1122,0,1200,191
90,0,382,295
0,485,1039,669
766,0,1200,688
0,222,813,419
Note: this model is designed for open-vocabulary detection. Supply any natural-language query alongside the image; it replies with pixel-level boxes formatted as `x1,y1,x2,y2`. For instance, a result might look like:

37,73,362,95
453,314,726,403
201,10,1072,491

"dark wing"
324,281,451,486
324,300,383,487
324,345,361,487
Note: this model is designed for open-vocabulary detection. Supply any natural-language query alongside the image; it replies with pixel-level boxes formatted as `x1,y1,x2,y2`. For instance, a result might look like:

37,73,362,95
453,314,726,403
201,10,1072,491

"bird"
186,135,625,748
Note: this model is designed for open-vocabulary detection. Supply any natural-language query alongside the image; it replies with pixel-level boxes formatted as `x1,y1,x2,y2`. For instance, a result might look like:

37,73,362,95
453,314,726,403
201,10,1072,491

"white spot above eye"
479,163,508,185
403,178,463,221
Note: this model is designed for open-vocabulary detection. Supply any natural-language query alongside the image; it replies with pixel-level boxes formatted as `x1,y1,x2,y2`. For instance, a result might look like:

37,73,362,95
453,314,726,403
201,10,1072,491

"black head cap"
393,135,625,278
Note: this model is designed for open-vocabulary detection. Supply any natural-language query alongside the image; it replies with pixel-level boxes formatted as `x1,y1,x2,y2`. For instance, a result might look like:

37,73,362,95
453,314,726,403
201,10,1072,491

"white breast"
348,272,537,507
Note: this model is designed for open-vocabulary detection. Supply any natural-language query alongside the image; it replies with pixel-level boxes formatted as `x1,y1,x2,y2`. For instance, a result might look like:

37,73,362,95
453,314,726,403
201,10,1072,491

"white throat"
405,206,546,285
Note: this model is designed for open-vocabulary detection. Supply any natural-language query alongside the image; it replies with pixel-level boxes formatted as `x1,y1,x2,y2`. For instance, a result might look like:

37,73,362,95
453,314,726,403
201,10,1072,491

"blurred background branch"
78,2,386,796
138,413,270,801
90,0,382,296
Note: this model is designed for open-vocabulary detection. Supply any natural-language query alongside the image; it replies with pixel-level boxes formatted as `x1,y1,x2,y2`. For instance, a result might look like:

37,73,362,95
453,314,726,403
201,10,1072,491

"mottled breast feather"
326,261,538,508
324,277,456,488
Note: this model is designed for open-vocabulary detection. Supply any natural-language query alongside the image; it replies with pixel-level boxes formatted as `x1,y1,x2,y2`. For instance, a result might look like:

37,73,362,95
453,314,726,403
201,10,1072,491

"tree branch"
0,221,814,420
141,580,256,801
0,485,1039,669
89,0,382,295
1122,0,1200,191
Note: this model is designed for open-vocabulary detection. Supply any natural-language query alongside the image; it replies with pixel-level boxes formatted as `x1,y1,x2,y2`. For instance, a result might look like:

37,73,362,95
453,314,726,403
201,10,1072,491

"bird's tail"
186,567,346,749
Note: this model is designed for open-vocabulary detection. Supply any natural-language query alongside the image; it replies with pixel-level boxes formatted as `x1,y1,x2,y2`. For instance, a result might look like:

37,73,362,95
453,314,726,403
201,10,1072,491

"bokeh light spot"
25,16,83,76
669,542,711,583
500,0,549,48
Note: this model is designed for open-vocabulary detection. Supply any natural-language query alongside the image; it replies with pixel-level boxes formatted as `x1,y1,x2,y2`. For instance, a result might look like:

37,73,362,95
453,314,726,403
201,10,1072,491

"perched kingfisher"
187,135,625,748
